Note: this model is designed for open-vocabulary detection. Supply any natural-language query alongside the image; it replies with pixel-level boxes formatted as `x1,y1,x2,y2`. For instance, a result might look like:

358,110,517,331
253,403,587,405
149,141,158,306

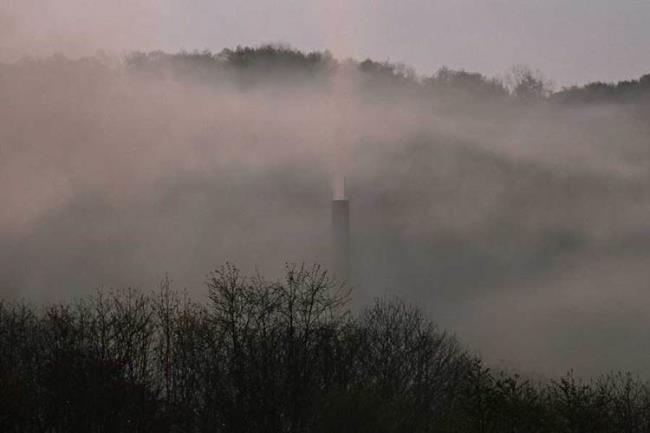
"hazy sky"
2,0,649,86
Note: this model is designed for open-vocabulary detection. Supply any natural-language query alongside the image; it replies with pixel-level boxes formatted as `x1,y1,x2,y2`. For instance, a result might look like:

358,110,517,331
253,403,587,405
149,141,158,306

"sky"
2,0,650,86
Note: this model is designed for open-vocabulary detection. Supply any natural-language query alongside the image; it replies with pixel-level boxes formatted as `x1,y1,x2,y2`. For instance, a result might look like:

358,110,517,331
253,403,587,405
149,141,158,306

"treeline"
2,264,650,432
553,75,650,105
125,44,650,105
3,45,648,106
125,46,546,102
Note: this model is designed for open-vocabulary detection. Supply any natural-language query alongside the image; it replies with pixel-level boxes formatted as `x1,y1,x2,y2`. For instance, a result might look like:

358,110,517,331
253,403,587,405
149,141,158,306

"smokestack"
331,176,350,281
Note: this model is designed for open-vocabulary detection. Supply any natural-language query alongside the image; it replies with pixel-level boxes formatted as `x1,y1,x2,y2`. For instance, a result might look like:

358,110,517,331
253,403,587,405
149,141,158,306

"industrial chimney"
331,176,350,281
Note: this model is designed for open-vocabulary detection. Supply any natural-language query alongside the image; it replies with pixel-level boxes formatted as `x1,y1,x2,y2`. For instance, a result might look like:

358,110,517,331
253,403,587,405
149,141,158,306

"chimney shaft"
331,196,350,281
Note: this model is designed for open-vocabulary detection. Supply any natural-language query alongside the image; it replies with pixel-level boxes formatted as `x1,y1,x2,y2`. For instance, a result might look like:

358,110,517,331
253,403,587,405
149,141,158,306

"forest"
2,264,650,433
123,45,650,105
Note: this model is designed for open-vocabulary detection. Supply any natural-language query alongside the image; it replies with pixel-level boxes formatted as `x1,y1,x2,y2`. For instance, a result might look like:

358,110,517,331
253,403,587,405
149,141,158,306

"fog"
0,0,165,60
2,49,650,377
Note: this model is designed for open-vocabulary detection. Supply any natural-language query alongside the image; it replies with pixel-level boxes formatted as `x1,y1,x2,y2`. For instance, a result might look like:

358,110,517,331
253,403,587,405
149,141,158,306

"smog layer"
2,48,650,376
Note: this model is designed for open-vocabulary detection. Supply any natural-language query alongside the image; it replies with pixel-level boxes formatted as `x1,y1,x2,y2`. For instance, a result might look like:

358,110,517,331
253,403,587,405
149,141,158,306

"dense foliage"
2,265,650,432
